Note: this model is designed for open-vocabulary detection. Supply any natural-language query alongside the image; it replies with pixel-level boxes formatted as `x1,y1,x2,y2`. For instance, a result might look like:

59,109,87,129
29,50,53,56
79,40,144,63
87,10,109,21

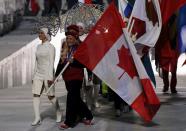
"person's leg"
37,0,44,16
31,79,43,126
48,96,62,122
91,84,100,111
162,69,169,92
32,95,41,126
53,2,59,14
113,91,122,117
101,82,108,98
48,2,53,14
44,80,62,123
84,85,93,110
63,81,79,127
92,75,101,109
61,0,67,13
75,80,93,123
170,71,177,93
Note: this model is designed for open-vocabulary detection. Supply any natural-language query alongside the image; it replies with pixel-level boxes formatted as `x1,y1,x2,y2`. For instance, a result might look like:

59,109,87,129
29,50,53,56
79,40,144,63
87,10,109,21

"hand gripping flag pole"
43,61,70,95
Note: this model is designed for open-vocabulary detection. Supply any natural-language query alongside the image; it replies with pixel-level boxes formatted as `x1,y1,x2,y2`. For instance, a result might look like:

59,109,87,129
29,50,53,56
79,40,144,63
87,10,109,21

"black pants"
48,1,59,14
67,0,78,9
162,69,177,91
64,80,93,127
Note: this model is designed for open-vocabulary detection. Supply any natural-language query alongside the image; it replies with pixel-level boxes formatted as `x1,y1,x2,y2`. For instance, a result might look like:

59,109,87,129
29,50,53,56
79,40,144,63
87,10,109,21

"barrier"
0,38,39,89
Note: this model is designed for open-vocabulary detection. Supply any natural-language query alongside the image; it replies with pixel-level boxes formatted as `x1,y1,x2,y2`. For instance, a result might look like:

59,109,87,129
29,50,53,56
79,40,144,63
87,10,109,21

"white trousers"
32,79,55,96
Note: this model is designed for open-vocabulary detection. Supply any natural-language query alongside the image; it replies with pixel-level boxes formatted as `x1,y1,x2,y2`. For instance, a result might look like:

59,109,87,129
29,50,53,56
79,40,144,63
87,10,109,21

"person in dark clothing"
110,88,131,117
67,0,78,9
55,25,93,129
48,0,60,14
92,0,103,5
155,14,179,94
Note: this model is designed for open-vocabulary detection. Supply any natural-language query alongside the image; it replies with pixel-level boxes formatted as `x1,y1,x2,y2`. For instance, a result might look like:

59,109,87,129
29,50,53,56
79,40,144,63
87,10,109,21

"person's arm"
33,45,39,77
48,44,55,81
55,59,64,77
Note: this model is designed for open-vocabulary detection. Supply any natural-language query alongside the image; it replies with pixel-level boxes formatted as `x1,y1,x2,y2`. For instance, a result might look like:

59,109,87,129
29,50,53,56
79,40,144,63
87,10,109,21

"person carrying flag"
55,25,93,129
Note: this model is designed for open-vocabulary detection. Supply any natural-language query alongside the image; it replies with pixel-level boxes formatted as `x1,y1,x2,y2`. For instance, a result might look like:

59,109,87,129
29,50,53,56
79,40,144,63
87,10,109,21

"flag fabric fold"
124,29,160,121
74,3,160,122
118,0,133,19
128,0,162,47
78,0,92,4
160,0,186,25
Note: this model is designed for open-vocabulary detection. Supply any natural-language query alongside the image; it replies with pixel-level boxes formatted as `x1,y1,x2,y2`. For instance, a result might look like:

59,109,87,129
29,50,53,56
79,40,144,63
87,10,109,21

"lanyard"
67,46,76,60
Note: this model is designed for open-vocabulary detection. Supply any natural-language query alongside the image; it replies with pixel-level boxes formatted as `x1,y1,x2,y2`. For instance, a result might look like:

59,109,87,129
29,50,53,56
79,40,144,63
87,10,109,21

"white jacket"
33,41,55,81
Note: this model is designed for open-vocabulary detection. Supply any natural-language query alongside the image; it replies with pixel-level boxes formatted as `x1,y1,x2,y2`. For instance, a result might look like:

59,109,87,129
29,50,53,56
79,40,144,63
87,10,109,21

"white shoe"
56,109,62,123
31,119,41,126
95,102,100,108
32,97,41,126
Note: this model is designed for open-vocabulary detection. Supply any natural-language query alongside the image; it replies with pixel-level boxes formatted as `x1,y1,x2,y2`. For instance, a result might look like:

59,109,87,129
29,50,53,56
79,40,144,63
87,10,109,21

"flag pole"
128,19,135,36
43,61,70,95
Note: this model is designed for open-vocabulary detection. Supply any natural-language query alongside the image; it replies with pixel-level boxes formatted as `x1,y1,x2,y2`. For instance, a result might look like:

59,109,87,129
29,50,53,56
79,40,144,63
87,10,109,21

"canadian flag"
78,0,92,4
128,0,162,47
74,3,160,122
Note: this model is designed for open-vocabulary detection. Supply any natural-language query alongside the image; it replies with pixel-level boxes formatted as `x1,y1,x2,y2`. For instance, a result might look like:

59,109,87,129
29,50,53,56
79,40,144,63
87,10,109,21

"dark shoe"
58,123,70,130
162,87,168,93
82,119,94,125
123,105,131,113
171,89,177,94
115,109,121,117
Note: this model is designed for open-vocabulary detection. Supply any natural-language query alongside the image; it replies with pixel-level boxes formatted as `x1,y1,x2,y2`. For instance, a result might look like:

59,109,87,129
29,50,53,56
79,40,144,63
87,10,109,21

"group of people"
31,6,180,130
155,13,179,94
27,0,107,16
32,20,134,129
28,0,62,16
32,23,97,129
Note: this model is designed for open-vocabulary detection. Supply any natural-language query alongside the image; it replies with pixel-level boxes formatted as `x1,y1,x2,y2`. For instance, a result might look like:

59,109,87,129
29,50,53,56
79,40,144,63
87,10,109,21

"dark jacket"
55,56,84,81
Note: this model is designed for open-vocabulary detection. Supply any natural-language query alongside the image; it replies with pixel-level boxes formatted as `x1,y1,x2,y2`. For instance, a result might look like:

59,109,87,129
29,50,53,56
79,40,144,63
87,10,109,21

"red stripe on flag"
131,79,160,122
74,3,125,70
85,0,92,4
131,17,146,39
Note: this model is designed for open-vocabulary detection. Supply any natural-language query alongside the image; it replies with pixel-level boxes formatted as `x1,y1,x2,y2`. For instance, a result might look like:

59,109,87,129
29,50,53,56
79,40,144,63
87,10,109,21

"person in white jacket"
31,27,61,126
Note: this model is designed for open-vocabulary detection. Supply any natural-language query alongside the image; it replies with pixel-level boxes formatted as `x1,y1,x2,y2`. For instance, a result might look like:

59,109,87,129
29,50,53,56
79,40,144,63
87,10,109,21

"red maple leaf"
117,45,137,79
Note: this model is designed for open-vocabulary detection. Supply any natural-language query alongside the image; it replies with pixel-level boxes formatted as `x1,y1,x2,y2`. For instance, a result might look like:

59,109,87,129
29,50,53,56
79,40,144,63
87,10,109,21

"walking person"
82,71,101,112
36,0,44,16
48,0,60,15
155,14,179,94
55,25,93,129
31,27,61,126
